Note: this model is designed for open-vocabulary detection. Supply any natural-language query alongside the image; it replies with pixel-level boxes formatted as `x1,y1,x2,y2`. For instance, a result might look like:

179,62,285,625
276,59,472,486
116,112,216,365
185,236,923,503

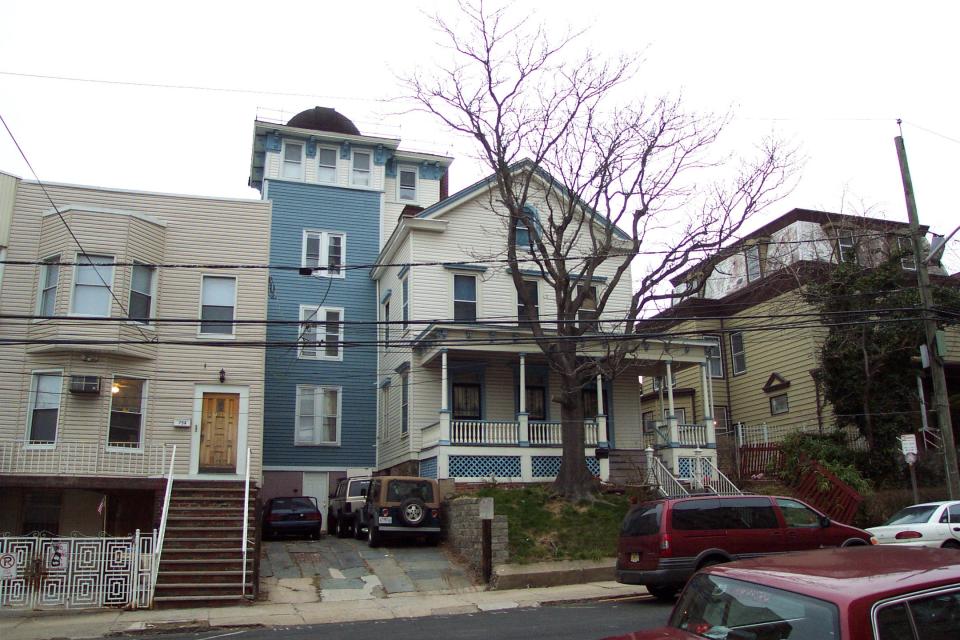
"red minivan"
616,495,876,600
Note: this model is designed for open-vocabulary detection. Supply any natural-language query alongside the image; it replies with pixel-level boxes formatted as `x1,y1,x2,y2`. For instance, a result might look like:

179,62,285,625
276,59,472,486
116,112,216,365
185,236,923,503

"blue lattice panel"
531,456,563,477
677,457,694,480
419,457,438,478
449,455,521,479
586,457,600,477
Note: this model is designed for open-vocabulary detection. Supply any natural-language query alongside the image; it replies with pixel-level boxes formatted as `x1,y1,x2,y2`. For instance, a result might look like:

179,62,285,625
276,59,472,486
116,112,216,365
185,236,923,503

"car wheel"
353,518,366,540
328,514,338,536
400,497,426,527
336,516,350,538
646,584,679,601
368,524,382,548
842,538,868,547
942,540,960,549
310,527,321,540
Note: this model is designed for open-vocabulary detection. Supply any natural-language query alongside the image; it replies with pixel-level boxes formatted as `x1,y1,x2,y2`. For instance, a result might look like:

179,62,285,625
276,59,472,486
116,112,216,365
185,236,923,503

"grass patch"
473,486,632,563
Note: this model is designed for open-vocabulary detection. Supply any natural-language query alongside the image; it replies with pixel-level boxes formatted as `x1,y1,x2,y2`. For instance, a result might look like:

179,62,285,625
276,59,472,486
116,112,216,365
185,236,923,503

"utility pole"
895,133,960,499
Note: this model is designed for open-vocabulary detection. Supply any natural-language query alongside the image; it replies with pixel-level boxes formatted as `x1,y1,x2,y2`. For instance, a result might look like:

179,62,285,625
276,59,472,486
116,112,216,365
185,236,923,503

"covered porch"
410,324,719,483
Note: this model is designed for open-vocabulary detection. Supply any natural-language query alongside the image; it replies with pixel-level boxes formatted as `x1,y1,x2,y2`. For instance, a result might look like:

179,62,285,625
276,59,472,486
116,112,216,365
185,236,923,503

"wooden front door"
199,393,239,473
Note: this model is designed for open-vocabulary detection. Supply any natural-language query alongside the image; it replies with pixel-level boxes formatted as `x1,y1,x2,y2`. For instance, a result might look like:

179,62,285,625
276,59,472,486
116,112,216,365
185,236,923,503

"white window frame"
295,385,342,446
69,252,116,317
897,236,917,271
401,277,409,330
770,393,790,415
518,279,539,324
379,384,390,441
731,331,747,375
317,145,339,184
281,140,305,181
664,407,687,424
397,166,418,201
298,305,344,361
383,300,391,348
107,375,147,451
401,371,409,436
25,369,63,449
127,261,157,327
577,284,599,331
837,230,857,264
36,254,61,318
351,149,372,187
745,245,761,282
302,230,346,279
452,272,478,322
705,334,724,378
197,274,237,338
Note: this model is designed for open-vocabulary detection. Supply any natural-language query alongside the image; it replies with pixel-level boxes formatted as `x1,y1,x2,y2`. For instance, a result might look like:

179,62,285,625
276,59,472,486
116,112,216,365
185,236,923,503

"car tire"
368,525,382,548
942,540,960,549
646,584,679,601
310,527,321,540
400,497,426,527
353,519,366,540
841,538,868,547
328,513,338,536
336,516,350,538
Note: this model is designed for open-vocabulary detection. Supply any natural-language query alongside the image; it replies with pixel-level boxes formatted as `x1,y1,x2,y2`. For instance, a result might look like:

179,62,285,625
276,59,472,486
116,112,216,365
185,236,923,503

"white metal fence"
736,422,868,450
0,441,171,476
0,532,156,609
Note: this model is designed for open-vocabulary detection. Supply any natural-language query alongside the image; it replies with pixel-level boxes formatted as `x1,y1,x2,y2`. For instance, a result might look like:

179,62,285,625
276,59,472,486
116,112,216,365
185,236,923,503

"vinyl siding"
262,180,378,469
0,181,271,478
382,172,442,245
0,171,17,246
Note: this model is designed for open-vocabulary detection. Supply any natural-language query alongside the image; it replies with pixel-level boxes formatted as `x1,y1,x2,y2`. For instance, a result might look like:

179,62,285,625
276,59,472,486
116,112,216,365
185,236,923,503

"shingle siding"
262,180,379,468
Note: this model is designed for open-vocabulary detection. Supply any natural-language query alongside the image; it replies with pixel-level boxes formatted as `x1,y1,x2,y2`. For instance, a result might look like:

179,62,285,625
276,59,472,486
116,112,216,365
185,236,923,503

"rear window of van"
621,503,662,536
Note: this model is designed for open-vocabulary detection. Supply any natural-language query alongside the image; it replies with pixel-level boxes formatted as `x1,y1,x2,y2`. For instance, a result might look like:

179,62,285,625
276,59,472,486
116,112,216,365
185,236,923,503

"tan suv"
359,476,442,547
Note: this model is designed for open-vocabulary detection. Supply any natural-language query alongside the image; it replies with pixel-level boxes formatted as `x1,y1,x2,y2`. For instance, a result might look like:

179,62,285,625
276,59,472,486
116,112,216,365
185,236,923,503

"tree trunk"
553,369,594,500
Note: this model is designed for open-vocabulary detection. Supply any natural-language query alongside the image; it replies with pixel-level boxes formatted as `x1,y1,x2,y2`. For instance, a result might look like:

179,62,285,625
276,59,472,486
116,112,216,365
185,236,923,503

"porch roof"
412,323,710,376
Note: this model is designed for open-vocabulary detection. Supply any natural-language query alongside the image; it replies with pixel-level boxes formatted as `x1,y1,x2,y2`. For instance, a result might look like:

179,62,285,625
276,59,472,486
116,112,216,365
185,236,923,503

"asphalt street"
116,598,673,640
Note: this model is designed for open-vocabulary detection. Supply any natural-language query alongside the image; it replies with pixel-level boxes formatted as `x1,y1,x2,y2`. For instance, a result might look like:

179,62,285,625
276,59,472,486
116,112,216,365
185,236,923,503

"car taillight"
431,509,439,518
895,530,923,539
659,533,672,557
304,512,321,521
381,508,390,517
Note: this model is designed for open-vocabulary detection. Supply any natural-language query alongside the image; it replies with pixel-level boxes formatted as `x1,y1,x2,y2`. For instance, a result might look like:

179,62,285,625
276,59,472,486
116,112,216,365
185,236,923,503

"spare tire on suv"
361,476,442,546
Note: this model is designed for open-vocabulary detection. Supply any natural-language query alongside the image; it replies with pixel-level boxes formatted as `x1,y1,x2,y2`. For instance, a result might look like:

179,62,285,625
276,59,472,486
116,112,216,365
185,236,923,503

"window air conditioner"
69,375,101,394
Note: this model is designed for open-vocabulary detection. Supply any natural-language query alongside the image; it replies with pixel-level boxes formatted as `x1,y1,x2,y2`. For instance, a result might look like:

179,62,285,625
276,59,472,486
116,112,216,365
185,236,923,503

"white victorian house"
372,164,726,489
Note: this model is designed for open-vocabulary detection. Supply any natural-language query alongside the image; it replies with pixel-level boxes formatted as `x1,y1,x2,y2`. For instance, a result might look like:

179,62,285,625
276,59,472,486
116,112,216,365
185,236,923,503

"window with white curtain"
295,386,341,445
299,305,343,360
200,276,236,335
109,377,145,447
71,254,114,316
303,230,345,278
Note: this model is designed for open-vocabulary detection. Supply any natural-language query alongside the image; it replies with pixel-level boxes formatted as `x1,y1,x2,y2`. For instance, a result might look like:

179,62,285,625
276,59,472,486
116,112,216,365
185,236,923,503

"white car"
867,500,960,548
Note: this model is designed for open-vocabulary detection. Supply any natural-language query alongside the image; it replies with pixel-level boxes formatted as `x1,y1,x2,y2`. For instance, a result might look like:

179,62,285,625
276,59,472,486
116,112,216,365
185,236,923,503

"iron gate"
0,531,155,609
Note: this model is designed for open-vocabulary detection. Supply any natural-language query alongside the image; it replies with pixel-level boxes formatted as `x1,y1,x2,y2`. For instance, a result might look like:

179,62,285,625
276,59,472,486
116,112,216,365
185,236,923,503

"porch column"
439,349,451,445
595,374,608,447
518,353,529,446
437,448,450,480
701,363,716,448
665,359,679,446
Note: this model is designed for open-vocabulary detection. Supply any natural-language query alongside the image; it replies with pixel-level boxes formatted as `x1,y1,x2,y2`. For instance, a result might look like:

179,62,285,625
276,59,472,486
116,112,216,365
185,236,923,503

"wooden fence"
739,444,784,478
791,456,863,524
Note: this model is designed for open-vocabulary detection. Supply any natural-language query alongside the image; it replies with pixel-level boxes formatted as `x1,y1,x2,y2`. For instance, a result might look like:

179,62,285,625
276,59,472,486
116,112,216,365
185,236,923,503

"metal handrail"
650,456,689,498
701,457,743,495
148,444,175,606
241,447,252,598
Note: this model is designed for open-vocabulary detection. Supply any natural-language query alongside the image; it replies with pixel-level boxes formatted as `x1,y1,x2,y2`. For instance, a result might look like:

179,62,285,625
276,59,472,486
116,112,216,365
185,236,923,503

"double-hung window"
303,230,345,278
705,335,724,378
578,285,599,332
317,147,337,183
28,372,62,444
518,280,539,324
38,255,60,316
128,263,155,324
352,151,371,186
199,275,236,335
401,372,409,435
401,278,409,329
398,167,417,201
71,254,115,316
837,230,857,263
282,141,304,180
299,305,343,360
514,207,539,250
731,331,747,375
453,274,477,322
745,245,761,282
109,377,145,447
295,385,340,445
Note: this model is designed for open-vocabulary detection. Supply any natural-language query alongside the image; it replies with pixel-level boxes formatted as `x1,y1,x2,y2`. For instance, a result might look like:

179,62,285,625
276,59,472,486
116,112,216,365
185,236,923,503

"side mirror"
819,516,831,528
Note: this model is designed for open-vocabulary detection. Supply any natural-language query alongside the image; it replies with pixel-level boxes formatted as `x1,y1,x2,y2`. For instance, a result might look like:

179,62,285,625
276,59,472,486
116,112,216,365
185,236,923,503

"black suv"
328,476,371,538
359,476,442,547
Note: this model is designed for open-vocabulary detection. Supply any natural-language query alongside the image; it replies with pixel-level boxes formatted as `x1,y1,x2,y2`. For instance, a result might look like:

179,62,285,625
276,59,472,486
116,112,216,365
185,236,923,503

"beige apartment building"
0,175,271,538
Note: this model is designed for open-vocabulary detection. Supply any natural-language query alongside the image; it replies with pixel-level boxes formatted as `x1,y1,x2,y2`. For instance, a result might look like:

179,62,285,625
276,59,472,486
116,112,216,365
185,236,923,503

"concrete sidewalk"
0,581,650,640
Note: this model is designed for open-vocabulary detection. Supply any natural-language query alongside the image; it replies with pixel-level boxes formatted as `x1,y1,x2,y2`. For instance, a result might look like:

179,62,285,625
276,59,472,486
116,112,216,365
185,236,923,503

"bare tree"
404,1,794,498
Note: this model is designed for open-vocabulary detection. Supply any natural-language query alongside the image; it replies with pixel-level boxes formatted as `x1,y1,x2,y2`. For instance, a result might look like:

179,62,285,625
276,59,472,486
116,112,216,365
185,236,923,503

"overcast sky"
2,0,957,269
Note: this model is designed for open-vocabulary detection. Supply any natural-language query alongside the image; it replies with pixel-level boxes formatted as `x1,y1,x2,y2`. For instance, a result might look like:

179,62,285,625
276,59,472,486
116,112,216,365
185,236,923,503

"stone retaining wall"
442,496,509,576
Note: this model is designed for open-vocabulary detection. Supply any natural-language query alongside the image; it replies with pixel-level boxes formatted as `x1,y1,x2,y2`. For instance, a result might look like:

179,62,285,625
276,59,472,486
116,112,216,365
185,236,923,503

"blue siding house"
248,107,452,519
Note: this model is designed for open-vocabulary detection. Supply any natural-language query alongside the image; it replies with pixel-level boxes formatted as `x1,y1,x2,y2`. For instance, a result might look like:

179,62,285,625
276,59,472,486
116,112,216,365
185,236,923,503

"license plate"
630,553,640,563
378,516,392,524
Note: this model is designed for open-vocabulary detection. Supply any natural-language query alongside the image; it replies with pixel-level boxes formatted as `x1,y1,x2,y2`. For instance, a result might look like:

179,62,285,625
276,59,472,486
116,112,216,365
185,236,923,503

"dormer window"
837,230,857,264
282,141,304,180
745,245,761,282
399,167,417,201
352,151,371,186
318,148,337,183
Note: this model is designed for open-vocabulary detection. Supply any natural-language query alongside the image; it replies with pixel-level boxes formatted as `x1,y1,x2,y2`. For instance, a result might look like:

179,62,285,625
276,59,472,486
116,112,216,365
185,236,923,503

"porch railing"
678,424,708,447
528,420,599,446
148,445,176,607
452,420,518,445
649,456,689,498
0,440,171,476
698,457,742,495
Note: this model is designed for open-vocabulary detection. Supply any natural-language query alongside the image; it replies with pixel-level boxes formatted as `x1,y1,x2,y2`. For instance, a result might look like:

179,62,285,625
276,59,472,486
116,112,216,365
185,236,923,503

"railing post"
439,349,451,445
645,447,656,486
242,447,251,598
148,444,176,607
518,353,529,446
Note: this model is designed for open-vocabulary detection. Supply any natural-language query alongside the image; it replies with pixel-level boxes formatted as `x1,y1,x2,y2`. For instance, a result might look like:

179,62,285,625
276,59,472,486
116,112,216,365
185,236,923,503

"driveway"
260,535,478,604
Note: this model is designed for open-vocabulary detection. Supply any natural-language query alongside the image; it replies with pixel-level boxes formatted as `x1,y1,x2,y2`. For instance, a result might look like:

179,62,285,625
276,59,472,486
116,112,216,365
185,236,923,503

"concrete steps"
609,449,651,486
